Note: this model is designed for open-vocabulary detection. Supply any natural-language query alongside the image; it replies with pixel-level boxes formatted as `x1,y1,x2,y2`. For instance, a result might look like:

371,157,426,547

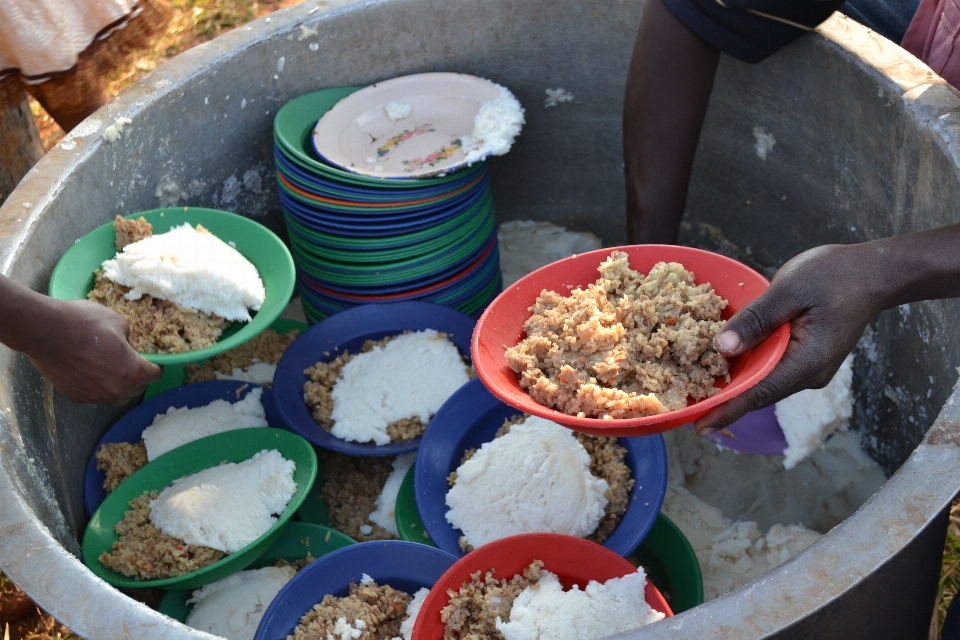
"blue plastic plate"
277,188,490,236
272,301,476,456
278,184,490,235
254,541,457,640
275,150,486,205
83,380,284,517
415,378,669,558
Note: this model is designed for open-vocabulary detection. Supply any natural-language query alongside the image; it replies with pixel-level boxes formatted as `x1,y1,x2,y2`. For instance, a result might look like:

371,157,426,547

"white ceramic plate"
311,72,503,179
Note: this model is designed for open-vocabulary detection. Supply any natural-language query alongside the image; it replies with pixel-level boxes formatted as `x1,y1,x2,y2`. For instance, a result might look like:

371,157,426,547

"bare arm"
0,276,161,405
694,223,960,434
623,0,720,244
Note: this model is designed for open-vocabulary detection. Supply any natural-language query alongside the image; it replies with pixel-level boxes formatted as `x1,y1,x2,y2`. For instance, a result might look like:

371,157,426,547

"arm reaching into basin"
623,0,846,244
0,276,162,405
693,223,960,435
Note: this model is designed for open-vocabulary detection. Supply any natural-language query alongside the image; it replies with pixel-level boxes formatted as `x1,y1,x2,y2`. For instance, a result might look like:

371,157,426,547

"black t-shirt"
661,0,847,62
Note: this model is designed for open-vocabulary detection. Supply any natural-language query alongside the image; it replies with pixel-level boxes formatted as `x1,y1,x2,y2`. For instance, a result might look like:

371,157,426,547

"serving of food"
444,414,633,551
303,330,471,445
413,534,671,640
99,448,296,580
289,574,421,640
441,560,665,640
472,245,790,436
415,378,668,558
272,301,477,454
87,216,264,354
81,428,316,590
48,207,296,366
505,252,730,419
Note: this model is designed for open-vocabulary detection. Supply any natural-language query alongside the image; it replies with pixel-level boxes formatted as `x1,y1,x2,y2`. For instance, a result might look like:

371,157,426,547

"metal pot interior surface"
2,1,960,638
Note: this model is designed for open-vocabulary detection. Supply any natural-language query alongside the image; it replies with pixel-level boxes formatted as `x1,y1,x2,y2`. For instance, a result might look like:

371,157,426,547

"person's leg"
943,594,960,639
0,77,45,205
26,74,108,133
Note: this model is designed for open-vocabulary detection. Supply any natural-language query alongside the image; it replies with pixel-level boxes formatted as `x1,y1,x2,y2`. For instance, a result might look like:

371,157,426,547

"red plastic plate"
412,533,672,638
471,245,790,436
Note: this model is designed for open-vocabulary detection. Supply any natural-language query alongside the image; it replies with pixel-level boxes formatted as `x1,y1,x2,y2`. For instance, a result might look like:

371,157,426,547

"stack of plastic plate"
274,86,502,323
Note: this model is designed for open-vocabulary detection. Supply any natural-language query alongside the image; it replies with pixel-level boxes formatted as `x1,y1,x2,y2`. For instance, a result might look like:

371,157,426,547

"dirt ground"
32,0,302,150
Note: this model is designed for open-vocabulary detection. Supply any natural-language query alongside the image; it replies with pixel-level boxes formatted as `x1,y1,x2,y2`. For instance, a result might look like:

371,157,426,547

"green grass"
0,572,15,596
936,500,960,638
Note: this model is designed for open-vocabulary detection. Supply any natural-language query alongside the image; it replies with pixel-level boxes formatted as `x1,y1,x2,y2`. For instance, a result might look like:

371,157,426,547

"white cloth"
0,0,136,77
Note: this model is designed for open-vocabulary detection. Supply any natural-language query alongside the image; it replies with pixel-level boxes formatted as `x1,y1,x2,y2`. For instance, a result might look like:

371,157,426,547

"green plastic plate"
629,513,704,614
143,318,308,399
81,428,317,590
395,464,437,547
48,208,296,366
156,521,355,622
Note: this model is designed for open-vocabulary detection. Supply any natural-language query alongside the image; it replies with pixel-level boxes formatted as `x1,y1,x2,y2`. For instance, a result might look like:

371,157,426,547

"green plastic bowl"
81,428,317,590
143,318,308,399
629,514,704,613
156,522,355,623
294,446,330,526
48,208,296,366
395,464,436,547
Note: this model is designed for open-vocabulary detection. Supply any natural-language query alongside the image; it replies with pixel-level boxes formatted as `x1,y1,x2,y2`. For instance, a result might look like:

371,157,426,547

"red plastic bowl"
472,245,790,437
412,533,672,638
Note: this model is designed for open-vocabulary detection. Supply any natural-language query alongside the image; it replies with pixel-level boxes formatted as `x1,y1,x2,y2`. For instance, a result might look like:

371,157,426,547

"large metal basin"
2,1,960,637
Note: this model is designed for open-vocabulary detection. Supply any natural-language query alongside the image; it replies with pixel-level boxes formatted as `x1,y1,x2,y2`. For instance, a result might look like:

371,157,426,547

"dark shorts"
661,0,848,62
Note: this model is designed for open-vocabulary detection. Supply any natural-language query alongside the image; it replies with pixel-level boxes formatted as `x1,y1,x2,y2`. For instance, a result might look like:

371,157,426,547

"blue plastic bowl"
272,301,476,456
83,380,283,516
254,541,457,640
415,378,669,558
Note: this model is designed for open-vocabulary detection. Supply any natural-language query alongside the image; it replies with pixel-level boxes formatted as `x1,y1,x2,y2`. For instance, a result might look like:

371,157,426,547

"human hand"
25,299,162,405
693,244,883,435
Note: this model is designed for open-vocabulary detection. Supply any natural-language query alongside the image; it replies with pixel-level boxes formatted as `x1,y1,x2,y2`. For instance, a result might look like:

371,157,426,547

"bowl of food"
415,378,667,558
83,380,285,516
156,522,355,638
48,208,296,366
81,427,317,590
413,533,672,639
254,540,458,640
272,301,476,456
472,245,790,437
